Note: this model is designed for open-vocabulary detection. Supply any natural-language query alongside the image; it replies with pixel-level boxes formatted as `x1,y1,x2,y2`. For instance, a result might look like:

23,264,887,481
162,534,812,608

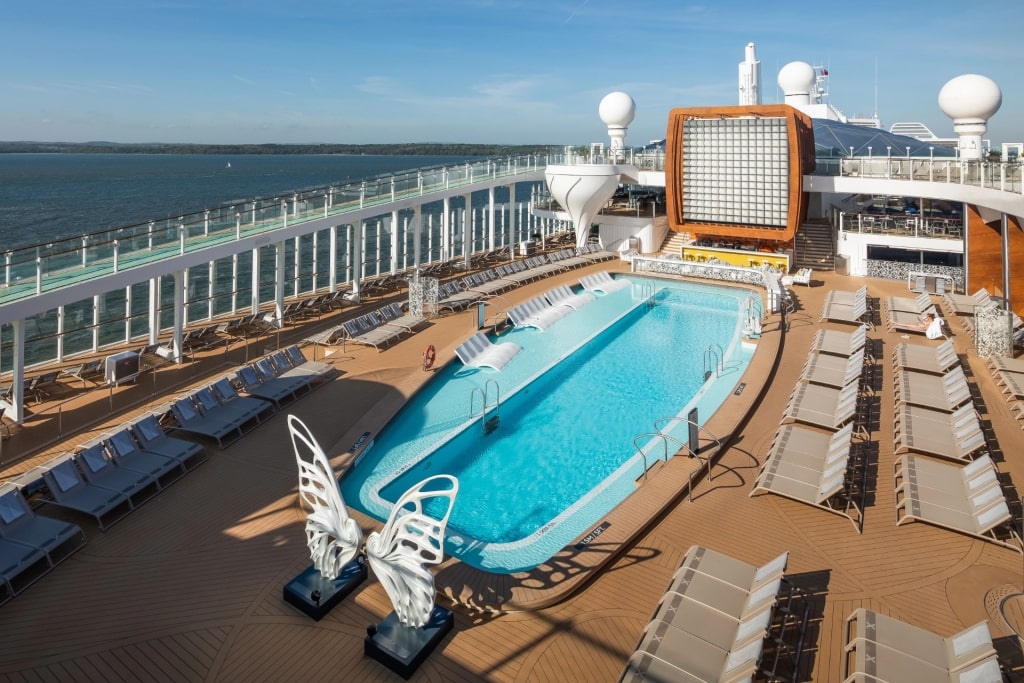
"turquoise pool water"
339,275,755,573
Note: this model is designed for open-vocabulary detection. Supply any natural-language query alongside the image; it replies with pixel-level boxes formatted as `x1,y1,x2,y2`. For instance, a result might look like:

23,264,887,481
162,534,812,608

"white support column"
231,253,239,313
390,210,400,275
293,236,301,298
56,305,65,361
149,277,159,344
91,294,100,351
413,204,423,272
344,224,353,287
426,213,434,265
351,222,363,302
507,183,516,249
182,267,190,328
273,241,286,325
172,270,185,363
9,320,25,423
487,186,496,251
123,287,131,345
463,194,472,270
208,260,215,320
442,197,451,261
329,225,338,292
312,230,319,292
251,248,260,315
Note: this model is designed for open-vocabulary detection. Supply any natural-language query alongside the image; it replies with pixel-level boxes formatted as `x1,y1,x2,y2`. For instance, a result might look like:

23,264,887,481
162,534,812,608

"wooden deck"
2,260,1024,682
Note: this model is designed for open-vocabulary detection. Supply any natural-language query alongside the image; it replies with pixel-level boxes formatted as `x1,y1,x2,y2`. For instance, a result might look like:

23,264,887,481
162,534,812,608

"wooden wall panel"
966,205,1024,316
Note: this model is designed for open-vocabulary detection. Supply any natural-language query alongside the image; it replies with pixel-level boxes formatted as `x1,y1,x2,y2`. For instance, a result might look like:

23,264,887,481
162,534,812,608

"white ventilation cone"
544,166,624,251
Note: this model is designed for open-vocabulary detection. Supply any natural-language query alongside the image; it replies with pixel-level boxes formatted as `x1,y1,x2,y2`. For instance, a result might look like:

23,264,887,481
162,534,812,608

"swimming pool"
340,275,756,572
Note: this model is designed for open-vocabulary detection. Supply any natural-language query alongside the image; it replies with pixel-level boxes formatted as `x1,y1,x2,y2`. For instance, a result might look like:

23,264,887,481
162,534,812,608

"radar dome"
599,92,636,127
938,74,1001,122
777,61,815,96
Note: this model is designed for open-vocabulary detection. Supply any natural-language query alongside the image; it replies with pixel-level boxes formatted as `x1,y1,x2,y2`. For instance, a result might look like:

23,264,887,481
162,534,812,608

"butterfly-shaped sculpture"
289,415,458,628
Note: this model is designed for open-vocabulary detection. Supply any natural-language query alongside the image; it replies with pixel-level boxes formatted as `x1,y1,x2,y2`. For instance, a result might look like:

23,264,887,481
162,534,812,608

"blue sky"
3,1,1021,146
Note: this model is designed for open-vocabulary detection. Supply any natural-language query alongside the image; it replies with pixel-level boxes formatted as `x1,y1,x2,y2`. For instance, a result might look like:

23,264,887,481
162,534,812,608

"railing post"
235,212,241,240
4,252,10,288
81,236,88,267
112,240,119,273
36,256,42,294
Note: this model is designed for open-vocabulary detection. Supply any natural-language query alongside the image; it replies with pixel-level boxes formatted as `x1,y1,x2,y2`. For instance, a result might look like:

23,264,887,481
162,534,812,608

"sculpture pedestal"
282,559,367,620
364,605,454,679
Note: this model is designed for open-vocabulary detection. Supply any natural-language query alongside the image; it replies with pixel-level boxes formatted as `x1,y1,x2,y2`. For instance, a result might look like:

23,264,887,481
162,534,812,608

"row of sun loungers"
984,355,1024,429
0,482,87,607
619,545,791,683
843,608,1001,682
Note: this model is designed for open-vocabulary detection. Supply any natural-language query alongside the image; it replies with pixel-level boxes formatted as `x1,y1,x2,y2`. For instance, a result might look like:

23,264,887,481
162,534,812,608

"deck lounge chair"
60,359,105,388
894,366,971,412
72,443,159,508
544,284,596,310
235,364,306,408
893,456,1019,551
792,267,813,286
843,608,1000,682
0,482,86,568
892,339,959,375
824,285,867,307
0,532,50,606
886,306,945,336
993,368,1024,401
377,302,429,334
894,452,1000,495
282,345,339,380
507,295,573,331
103,428,189,485
808,325,868,358
341,318,406,350
942,287,993,316
782,380,861,433
820,296,873,329
671,546,789,594
168,396,247,449
799,349,865,388
579,271,630,294
189,386,266,444
628,617,765,683
438,280,483,312
894,404,985,461
40,456,133,530
454,332,522,371
885,290,932,315
129,414,208,471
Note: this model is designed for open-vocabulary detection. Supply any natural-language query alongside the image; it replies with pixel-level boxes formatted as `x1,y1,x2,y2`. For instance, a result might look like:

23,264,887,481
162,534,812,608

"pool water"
340,276,754,572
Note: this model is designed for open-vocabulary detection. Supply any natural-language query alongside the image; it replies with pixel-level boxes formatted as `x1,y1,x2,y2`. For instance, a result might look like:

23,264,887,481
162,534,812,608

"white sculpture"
289,415,459,628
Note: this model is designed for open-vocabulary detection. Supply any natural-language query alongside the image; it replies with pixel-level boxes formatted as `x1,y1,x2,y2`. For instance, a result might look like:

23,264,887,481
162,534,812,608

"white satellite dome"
599,92,636,127
777,61,816,96
938,74,1001,122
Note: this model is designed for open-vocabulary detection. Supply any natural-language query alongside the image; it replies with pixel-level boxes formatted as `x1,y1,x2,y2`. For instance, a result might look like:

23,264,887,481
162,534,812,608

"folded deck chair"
809,326,868,358
40,456,133,530
894,366,971,412
783,380,861,432
129,414,208,471
843,609,999,682
0,482,86,567
579,271,631,294
454,332,521,371
72,443,159,508
892,339,959,375
544,284,596,310
800,349,865,389
104,428,189,485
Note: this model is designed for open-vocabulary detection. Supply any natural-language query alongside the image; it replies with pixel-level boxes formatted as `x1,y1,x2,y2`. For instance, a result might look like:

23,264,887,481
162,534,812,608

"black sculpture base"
364,605,454,679
282,559,367,620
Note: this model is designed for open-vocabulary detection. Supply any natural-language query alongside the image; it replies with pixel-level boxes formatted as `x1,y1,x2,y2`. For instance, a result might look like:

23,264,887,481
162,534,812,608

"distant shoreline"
0,141,553,156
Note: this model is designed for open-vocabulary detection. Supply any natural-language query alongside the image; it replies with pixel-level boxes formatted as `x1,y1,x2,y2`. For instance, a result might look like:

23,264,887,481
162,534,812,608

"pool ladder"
640,282,655,308
469,379,501,435
703,343,724,381
633,416,723,502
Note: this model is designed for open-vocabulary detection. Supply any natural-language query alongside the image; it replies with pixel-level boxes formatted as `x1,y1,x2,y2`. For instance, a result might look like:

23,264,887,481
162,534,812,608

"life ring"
422,344,436,371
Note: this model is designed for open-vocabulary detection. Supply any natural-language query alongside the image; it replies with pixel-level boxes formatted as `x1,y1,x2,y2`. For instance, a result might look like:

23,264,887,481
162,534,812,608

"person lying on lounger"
907,312,946,339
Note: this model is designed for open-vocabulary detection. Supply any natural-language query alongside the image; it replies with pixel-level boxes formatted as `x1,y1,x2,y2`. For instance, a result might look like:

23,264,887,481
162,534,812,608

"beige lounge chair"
895,459,1020,552
808,325,868,358
820,297,873,329
645,597,773,651
800,349,865,389
886,307,945,336
892,339,958,375
631,617,765,683
843,608,1000,682
894,405,986,462
656,571,783,622
764,423,854,472
783,381,861,432
751,462,862,532
671,545,789,593
942,287,992,316
825,286,867,307
993,369,1024,400
894,366,971,412
896,460,1005,517
894,453,1000,497
985,355,1024,375
885,290,932,315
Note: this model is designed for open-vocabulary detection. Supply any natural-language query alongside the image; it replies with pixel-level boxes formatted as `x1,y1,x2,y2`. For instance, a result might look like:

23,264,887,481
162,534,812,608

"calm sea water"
0,153,480,250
